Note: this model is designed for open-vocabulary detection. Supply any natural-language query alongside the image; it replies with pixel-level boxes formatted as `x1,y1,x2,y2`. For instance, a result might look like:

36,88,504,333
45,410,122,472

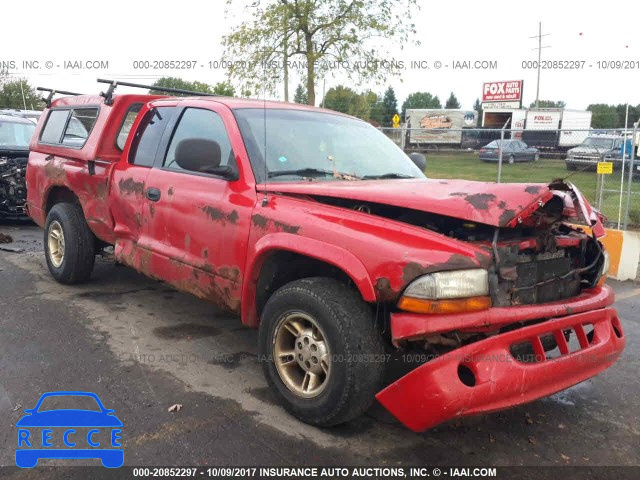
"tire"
508,155,515,164
534,153,540,162
259,277,386,427
566,162,577,171
44,202,96,284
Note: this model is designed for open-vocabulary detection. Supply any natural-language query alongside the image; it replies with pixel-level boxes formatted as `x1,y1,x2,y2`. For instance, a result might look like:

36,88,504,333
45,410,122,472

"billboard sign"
482,81,523,105
406,109,477,145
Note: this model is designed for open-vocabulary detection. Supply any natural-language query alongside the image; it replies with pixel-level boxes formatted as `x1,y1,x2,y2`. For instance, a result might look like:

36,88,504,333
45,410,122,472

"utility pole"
530,22,551,109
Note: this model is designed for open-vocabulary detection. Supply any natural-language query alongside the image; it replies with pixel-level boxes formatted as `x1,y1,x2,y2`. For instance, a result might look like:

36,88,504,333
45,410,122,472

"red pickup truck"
26,82,625,432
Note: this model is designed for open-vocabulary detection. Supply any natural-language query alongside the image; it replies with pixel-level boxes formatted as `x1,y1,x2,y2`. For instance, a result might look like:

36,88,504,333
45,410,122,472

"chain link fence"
380,126,640,231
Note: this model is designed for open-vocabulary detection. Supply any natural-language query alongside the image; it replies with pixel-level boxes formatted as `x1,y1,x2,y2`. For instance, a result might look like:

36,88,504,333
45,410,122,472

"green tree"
323,85,380,122
473,98,483,125
444,92,461,109
529,100,566,109
0,78,41,110
587,104,619,129
293,83,308,104
149,77,214,96
212,81,236,96
381,86,398,126
401,92,441,118
359,90,381,124
614,104,640,128
223,0,418,106
323,85,360,114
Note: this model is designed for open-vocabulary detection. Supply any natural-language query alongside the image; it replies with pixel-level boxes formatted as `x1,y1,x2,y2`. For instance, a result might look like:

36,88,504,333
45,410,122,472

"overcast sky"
3,0,639,110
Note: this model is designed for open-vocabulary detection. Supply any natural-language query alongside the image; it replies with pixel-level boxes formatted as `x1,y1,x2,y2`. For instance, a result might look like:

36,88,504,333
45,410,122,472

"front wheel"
533,153,540,161
259,277,386,427
44,202,96,284
508,155,515,164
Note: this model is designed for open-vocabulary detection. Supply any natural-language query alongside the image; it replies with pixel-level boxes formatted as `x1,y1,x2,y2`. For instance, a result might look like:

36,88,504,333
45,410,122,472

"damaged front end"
0,154,28,219
374,180,625,431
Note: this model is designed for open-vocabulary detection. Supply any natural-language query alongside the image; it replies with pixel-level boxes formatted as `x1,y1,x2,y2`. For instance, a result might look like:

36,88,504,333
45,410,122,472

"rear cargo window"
40,107,99,148
40,110,69,144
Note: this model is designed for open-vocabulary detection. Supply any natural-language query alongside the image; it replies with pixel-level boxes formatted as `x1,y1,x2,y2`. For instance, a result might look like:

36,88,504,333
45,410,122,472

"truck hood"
263,179,555,228
568,147,610,155
262,178,604,235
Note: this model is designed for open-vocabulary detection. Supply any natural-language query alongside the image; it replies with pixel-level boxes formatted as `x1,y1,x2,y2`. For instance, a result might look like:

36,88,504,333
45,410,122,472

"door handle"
145,187,161,202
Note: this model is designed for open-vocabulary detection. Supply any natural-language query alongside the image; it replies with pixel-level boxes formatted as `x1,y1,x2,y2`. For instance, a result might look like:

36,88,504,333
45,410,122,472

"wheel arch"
44,185,81,214
241,233,377,327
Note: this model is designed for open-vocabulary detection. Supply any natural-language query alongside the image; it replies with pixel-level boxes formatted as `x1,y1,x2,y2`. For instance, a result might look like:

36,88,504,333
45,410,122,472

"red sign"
482,81,523,103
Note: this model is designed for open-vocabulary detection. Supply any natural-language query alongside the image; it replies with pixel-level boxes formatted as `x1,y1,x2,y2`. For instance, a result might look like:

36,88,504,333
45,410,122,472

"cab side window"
163,108,236,176
129,107,174,167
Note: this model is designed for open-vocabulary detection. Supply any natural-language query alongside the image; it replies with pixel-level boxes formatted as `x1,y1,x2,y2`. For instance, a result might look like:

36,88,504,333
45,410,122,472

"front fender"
240,232,376,327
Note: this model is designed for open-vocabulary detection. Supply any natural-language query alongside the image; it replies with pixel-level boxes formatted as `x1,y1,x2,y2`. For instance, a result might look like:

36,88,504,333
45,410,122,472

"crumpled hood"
262,178,604,234
263,178,554,228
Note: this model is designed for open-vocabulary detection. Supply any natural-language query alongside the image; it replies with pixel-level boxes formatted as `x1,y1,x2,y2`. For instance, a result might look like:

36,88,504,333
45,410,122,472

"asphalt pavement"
1,221,638,474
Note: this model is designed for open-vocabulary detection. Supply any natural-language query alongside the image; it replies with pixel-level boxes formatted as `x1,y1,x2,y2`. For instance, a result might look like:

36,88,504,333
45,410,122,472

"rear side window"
129,107,174,167
40,107,99,148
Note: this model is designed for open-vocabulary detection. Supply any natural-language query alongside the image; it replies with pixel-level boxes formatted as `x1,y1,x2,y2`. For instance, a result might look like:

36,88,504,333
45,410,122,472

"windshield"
233,108,424,182
0,119,35,149
582,137,614,149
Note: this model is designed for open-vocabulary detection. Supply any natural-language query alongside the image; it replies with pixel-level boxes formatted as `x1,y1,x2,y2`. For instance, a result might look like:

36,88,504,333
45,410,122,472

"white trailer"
558,110,593,147
522,109,592,150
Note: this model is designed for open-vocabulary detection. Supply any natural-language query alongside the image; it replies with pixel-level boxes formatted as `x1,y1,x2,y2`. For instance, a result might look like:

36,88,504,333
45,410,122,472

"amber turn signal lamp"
397,296,491,314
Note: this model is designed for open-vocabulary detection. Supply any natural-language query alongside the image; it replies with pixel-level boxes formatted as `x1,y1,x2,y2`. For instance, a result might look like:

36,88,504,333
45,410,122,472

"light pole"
530,22,551,109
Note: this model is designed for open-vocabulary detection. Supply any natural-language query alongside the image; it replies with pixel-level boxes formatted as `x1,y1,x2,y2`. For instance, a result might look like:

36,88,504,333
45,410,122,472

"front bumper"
376,306,624,432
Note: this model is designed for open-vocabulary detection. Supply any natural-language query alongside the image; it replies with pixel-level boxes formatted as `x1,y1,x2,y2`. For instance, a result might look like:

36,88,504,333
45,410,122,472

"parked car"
25,83,624,432
565,135,633,171
479,139,540,163
0,114,34,218
0,109,42,124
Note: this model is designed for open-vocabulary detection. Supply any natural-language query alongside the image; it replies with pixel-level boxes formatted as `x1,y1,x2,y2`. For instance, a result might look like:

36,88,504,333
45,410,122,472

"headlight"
398,269,491,314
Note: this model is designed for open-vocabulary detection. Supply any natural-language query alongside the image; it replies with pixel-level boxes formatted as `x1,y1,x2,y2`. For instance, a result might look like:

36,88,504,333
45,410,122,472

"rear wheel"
508,155,515,164
533,153,540,161
259,277,386,427
566,162,577,171
44,202,96,284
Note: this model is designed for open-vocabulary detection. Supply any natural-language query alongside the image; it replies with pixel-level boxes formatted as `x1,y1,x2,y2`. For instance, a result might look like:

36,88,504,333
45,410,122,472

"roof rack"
97,78,218,105
36,87,84,107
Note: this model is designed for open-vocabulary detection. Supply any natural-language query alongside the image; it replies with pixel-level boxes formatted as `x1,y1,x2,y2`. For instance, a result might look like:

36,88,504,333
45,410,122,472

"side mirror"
174,138,236,179
408,152,427,171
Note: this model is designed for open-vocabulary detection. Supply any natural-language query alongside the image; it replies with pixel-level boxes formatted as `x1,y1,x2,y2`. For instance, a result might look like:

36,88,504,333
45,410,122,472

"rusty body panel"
26,92,623,432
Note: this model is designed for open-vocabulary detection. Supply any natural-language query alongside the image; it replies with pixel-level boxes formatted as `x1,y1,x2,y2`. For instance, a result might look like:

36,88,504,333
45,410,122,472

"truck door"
110,105,177,268
138,105,256,313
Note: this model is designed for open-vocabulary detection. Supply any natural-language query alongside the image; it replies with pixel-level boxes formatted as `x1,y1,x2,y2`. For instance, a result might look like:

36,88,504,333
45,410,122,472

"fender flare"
240,233,376,327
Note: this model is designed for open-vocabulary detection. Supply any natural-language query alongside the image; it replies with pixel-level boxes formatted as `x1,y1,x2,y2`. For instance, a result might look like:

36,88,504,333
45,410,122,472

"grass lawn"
424,152,640,228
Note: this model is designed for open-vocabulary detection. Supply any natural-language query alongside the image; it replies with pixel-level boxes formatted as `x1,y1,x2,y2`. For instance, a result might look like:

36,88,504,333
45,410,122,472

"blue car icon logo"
15,391,123,468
